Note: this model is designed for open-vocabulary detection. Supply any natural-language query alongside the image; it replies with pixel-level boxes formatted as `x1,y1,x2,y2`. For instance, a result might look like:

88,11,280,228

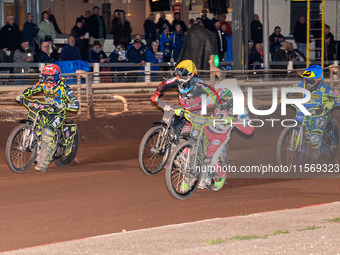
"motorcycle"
276,99,340,165
138,98,180,175
5,98,79,173
165,106,253,200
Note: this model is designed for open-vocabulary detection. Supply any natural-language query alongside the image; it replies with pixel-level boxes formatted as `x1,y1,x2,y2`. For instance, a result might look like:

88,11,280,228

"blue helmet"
301,65,324,92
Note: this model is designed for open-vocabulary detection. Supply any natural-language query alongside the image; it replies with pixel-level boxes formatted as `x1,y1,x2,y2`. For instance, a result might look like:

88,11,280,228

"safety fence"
0,67,339,122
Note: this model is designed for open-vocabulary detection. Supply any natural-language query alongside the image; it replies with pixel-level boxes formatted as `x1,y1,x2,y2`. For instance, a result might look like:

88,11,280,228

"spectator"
144,13,157,48
221,22,231,60
127,35,147,53
293,16,307,57
196,18,204,27
211,13,219,25
146,41,163,64
44,35,59,61
312,14,322,59
22,13,39,53
60,35,81,61
0,15,22,63
201,9,214,31
275,41,289,62
108,44,127,63
269,26,284,61
37,41,55,63
13,39,34,73
126,39,146,66
71,17,89,60
189,18,195,28
85,10,91,20
287,42,305,61
159,26,172,62
171,24,185,62
249,42,263,69
38,11,56,43
250,14,263,44
214,21,225,61
294,16,307,55
86,6,106,46
156,12,171,35
218,14,232,36
112,10,132,48
325,24,336,61
88,40,107,63
111,9,120,34
171,12,188,33
45,8,61,34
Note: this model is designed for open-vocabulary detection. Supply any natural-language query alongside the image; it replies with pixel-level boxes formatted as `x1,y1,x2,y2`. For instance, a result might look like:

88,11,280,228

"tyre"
277,126,305,166
207,144,228,191
138,125,171,175
54,127,79,167
165,140,201,200
5,124,37,173
322,120,339,163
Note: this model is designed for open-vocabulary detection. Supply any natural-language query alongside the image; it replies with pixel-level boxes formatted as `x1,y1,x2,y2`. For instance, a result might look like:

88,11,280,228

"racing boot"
212,162,227,191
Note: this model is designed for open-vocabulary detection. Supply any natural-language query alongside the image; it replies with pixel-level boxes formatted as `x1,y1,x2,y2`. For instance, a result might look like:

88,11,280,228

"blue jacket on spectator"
88,49,107,62
60,44,81,61
126,46,146,64
22,21,39,48
170,31,184,62
126,43,147,54
159,32,172,58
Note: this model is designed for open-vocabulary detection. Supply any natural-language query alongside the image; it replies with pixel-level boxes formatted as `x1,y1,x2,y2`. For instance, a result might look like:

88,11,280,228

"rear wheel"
54,127,79,167
138,125,171,175
5,124,37,173
277,126,305,165
165,140,201,200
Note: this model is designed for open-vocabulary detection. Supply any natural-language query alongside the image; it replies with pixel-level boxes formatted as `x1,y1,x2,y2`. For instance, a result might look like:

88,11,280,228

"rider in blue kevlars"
290,65,340,158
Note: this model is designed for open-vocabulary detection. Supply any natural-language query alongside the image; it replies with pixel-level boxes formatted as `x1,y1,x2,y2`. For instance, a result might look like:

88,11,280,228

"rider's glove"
323,101,335,111
16,95,24,103
175,108,184,117
51,101,64,111
151,91,161,102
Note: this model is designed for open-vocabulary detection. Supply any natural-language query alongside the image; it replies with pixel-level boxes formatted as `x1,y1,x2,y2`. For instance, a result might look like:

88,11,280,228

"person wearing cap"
88,40,107,63
86,6,106,46
0,15,22,63
126,39,146,66
38,11,56,43
200,10,214,32
171,12,187,33
159,26,172,62
13,39,34,73
60,35,81,61
71,17,89,61
126,35,147,53
269,26,285,61
22,13,39,53
43,35,59,61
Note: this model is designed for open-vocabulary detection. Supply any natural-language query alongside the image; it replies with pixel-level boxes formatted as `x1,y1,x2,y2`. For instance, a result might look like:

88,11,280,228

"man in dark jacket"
86,6,106,46
60,35,81,61
250,14,263,45
293,16,307,57
144,13,157,48
22,13,39,53
171,12,188,33
269,26,284,61
156,12,171,35
0,15,22,62
200,10,214,32
112,10,132,48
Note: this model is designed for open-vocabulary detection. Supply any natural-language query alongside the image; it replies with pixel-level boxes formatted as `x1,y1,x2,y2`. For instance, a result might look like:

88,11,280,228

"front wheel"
5,124,37,173
277,126,305,166
165,140,201,200
54,128,79,167
138,125,171,175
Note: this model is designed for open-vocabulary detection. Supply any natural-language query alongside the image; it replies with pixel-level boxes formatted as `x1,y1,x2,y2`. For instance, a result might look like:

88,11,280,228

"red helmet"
41,64,61,89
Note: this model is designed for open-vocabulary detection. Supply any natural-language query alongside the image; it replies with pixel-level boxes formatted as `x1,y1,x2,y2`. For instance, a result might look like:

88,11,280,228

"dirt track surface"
0,111,340,253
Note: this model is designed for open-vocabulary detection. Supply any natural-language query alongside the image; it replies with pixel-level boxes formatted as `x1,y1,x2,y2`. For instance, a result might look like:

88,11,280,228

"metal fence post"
145,62,151,83
86,73,95,119
93,63,100,84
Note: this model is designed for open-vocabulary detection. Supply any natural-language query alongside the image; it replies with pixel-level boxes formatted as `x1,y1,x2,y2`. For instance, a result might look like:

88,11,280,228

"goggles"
44,75,58,83
304,78,317,86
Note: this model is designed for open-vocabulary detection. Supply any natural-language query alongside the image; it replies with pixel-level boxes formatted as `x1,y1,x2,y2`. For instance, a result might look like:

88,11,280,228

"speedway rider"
151,60,254,190
16,64,79,172
291,65,340,158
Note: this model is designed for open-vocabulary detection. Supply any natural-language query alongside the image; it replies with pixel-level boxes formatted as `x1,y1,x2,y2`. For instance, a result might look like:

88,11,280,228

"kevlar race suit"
290,81,340,149
20,78,79,166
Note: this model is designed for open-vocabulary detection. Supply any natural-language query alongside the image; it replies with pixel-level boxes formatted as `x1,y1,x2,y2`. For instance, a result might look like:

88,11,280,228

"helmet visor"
304,78,317,89
44,75,58,83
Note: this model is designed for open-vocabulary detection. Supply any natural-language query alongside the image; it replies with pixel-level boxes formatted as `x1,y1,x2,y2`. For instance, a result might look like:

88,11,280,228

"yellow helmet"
174,60,197,92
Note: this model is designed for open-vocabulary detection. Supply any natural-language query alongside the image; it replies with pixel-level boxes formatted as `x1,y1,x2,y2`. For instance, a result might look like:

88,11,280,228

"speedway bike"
277,100,339,165
138,98,180,175
5,98,79,173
